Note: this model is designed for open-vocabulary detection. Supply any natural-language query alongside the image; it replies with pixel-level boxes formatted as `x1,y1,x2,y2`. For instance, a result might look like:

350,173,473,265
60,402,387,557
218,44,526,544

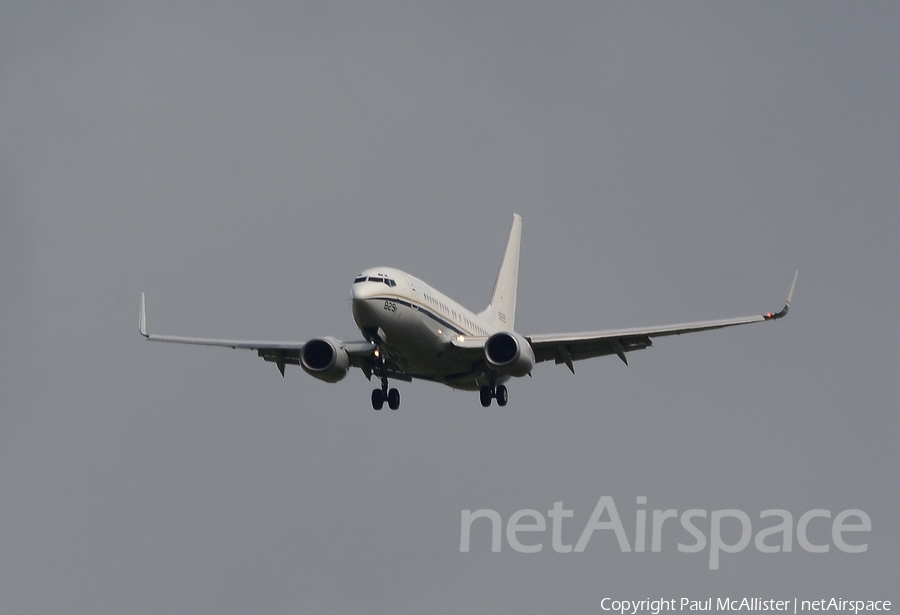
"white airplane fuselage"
351,267,505,391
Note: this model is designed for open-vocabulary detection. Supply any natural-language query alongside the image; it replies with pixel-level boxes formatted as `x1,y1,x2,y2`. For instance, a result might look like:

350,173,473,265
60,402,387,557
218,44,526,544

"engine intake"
300,337,351,383
484,331,535,377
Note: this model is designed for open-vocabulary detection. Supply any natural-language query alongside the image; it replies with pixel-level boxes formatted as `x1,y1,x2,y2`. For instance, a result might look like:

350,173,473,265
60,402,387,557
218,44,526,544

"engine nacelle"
484,331,535,378
300,337,351,383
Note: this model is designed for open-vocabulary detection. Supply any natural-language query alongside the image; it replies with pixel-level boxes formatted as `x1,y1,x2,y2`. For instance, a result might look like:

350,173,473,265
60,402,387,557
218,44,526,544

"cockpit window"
355,276,397,287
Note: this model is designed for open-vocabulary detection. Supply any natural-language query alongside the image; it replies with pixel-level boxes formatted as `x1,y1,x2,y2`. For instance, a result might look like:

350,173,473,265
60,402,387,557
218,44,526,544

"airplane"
139,214,796,410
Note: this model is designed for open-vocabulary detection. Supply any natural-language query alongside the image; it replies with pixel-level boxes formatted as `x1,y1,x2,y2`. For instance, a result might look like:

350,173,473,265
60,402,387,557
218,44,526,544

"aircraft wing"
138,293,375,376
525,272,797,372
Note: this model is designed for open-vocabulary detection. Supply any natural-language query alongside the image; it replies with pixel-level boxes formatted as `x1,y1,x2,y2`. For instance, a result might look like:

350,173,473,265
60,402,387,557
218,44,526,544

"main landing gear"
480,384,508,407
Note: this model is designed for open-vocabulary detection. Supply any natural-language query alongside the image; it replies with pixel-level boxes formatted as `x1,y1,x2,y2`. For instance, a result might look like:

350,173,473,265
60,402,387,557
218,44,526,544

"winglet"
139,292,148,337
764,271,798,320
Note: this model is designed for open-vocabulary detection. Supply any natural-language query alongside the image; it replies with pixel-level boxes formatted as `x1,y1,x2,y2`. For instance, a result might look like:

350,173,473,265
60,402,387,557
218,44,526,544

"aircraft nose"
352,292,381,328
351,281,376,301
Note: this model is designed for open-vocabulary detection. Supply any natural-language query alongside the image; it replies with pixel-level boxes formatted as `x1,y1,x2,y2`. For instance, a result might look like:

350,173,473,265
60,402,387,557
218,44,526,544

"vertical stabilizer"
478,214,522,332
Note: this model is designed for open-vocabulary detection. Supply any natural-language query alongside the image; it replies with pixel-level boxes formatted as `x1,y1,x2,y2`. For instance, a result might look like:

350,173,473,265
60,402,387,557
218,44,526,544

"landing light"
457,335,466,342
374,349,380,357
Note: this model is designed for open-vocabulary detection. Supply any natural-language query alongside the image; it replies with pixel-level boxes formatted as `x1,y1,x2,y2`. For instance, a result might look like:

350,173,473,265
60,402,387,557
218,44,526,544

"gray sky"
1,2,898,613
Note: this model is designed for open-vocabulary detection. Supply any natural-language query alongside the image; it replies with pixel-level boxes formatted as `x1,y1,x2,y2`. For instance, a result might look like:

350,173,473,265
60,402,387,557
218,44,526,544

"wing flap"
531,334,653,366
139,293,375,376
527,272,796,367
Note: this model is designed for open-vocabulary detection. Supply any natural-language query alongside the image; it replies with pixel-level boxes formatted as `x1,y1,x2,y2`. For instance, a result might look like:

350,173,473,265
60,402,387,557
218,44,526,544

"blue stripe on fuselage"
369,296,468,336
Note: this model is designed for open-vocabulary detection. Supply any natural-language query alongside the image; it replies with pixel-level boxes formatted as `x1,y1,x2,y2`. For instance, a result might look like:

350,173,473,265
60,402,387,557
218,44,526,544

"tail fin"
478,214,522,332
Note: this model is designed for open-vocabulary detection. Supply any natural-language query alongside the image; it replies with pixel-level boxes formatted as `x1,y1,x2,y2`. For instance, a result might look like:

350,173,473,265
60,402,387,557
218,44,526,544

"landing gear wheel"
371,388,384,410
495,385,508,407
387,388,400,410
480,386,493,407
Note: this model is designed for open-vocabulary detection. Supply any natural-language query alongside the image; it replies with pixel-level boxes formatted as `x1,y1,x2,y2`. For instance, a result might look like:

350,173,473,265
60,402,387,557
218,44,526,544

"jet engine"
484,331,535,377
300,337,351,383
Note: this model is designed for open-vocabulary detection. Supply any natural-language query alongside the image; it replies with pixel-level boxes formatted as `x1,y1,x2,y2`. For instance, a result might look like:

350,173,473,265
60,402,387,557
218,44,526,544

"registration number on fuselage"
383,300,398,312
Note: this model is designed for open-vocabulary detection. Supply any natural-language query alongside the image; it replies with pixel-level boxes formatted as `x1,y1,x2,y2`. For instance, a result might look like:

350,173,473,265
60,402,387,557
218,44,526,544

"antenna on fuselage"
478,214,522,332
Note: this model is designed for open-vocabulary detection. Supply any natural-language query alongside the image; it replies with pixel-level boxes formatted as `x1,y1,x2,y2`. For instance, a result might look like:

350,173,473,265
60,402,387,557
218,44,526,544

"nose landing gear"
371,387,400,410
371,350,400,410
371,380,401,410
